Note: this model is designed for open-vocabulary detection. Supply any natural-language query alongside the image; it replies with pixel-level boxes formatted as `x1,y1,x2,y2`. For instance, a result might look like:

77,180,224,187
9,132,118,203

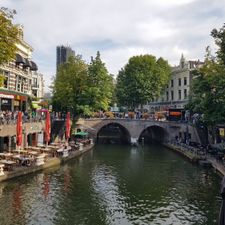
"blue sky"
2,0,225,92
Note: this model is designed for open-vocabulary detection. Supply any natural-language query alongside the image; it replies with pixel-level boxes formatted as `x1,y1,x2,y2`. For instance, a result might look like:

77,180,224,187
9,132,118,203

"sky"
2,0,225,92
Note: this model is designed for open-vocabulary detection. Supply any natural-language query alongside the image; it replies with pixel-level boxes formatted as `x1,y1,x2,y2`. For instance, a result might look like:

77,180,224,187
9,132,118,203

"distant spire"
181,53,185,61
180,53,185,68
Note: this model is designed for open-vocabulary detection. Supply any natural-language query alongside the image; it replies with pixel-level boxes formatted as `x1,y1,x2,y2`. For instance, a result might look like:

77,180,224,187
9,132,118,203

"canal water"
0,144,222,225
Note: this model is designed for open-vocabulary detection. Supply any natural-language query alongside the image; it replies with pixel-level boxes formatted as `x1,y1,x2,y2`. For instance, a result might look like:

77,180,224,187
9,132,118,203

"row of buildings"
0,26,44,112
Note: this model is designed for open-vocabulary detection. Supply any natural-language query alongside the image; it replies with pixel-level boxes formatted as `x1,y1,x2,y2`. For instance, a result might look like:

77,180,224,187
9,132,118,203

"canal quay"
0,117,223,225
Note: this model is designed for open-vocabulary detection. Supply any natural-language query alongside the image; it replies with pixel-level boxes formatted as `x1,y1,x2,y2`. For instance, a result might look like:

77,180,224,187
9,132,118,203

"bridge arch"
96,122,131,144
138,125,169,144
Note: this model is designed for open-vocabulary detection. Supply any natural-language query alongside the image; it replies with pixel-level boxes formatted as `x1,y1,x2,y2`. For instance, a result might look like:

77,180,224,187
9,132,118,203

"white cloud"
2,0,225,92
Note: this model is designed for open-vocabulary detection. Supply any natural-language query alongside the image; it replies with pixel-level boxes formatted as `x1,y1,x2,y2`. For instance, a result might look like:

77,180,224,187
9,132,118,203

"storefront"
0,90,30,111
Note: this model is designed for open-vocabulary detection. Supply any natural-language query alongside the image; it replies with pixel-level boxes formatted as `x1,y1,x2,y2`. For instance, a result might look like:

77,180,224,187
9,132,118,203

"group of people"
0,110,47,125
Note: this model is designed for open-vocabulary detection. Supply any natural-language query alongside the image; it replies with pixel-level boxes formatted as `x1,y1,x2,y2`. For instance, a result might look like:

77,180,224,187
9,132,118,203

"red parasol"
66,112,71,140
45,111,51,144
16,111,23,147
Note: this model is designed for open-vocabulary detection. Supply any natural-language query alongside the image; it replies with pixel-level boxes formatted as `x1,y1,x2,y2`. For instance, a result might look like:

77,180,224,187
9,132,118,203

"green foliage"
116,54,171,108
187,24,225,126
211,23,225,65
188,61,225,125
0,7,19,65
52,56,89,115
87,51,114,111
52,52,114,116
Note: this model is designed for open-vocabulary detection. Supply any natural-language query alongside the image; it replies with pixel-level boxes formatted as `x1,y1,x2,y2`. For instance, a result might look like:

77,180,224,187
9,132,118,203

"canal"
0,144,222,225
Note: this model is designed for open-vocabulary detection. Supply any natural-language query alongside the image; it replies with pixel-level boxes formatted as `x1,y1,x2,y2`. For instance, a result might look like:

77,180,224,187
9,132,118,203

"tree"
188,60,225,126
0,7,19,65
116,54,171,109
187,24,225,142
87,51,114,111
52,56,90,115
211,23,225,65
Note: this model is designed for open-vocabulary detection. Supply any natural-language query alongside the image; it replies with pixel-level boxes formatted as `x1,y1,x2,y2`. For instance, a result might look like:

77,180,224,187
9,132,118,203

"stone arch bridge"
76,119,201,145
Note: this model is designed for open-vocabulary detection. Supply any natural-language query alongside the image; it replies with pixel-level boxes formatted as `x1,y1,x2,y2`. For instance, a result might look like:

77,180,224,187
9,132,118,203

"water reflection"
12,186,22,216
43,174,50,199
0,144,222,225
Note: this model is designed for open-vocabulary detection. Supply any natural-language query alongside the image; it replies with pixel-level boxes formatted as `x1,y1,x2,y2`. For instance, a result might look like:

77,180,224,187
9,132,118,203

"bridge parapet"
76,118,201,145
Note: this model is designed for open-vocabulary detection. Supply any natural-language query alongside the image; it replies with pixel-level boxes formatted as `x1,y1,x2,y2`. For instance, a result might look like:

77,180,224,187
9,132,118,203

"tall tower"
56,45,75,70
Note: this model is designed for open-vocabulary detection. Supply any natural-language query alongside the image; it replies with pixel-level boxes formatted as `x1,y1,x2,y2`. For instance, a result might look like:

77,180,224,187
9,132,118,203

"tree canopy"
187,24,225,126
116,54,171,109
87,51,114,111
52,52,114,116
0,7,19,65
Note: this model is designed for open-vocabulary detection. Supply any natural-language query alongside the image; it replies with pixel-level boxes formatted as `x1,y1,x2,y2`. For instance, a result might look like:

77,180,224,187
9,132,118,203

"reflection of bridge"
76,119,201,145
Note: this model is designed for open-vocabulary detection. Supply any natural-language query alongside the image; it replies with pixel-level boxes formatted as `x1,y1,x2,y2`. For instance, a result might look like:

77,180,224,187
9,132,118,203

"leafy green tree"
116,54,171,109
52,56,91,115
87,51,113,111
211,23,225,65
187,24,225,143
0,7,19,65
188,60,225,126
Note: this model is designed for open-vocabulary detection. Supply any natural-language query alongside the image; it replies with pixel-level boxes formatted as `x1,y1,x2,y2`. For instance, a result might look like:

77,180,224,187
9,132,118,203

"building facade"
145,55,203,112
31,72,44,99
0,26,43,111
56,45,75,70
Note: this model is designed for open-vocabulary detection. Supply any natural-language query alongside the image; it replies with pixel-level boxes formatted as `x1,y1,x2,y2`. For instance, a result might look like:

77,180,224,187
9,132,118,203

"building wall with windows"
0,26,43,111
144,55,203,112
32,72,44,99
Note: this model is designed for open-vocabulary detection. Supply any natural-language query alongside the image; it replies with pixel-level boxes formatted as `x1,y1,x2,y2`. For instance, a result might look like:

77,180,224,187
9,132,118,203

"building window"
178,90,181,100
184,89,187,99
184,77,187,85
166,91,169,101
171,79,174,87
178,78,181,86
171,91,174,101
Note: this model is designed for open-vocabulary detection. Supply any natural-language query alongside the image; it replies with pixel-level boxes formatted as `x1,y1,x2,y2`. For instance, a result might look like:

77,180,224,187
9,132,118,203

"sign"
1,98,11,105
219,128,225,137
14,100,20,106
0,93,14,99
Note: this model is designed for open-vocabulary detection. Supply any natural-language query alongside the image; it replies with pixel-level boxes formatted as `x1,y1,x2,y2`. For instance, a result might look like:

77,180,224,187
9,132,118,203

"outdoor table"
57,148,69,157
41,148,52,153
0,152,13,159
0,164,4,176
28,146,42,151
14,149,28,154
27,151,39,155
49,143,59,147
0,160,16,171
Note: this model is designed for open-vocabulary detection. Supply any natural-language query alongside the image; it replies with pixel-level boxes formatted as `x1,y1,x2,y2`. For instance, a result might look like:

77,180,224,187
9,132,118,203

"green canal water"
0,144,222,225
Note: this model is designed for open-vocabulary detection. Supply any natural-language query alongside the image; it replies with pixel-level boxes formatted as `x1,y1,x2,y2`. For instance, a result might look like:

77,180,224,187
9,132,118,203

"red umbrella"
66,112,71,140
16,111,23,147
45,111,51,144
